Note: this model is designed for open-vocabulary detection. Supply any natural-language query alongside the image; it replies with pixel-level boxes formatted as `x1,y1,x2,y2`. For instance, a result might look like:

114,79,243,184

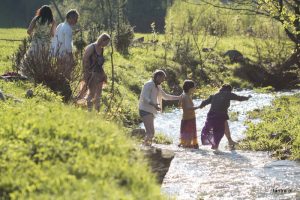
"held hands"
150,102,161,111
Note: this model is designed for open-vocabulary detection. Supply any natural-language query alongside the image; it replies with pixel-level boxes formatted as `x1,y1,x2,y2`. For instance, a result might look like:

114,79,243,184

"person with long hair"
76,33,110,112
27,5,56,53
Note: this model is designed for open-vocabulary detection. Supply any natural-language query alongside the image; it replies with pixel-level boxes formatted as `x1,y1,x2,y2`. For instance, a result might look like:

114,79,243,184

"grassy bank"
0,29,164,199
239,94,300,160
0,83,164,199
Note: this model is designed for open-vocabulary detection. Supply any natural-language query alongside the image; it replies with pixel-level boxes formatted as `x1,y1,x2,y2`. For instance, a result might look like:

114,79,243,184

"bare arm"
160,86,181,101
27,16,37,35
82,45,93,71
50,20,57,37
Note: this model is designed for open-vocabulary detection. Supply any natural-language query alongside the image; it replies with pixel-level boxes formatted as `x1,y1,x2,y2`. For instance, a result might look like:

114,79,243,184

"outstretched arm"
160,86,181,101
230,93,251,101
199,95,213,108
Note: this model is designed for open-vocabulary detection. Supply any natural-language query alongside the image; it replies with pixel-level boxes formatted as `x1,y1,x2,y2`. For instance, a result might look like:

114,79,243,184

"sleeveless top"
89,44,105,73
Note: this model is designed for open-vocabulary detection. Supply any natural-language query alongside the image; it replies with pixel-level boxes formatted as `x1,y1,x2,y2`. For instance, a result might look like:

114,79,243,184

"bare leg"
224,121,238,145
86,84,96,112
94,83,103,112
142,114,155,146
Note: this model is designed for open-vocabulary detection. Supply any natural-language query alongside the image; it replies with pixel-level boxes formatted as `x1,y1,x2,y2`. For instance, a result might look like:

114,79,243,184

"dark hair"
36,5,53,25
66,9,79,20
183,80,195,93
219,84,232,92
153,70,166,80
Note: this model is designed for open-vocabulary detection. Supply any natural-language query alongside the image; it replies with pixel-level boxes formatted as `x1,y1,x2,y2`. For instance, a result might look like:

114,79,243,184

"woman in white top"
139,70,182,146
27,5,56,54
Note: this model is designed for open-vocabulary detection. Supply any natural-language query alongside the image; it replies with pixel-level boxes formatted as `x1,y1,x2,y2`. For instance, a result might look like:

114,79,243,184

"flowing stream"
141,90,300,200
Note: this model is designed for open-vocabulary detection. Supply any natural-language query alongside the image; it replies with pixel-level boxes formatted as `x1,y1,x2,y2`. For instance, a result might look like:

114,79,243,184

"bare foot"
228,140,238,146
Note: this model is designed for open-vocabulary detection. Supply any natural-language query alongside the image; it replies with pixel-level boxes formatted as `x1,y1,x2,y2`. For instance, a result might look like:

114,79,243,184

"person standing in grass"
178,80,200,149
51,9,79,101
139,70,182,146
51,9,79,79
76,33,110,112
199,84,251,150
27,5,56,54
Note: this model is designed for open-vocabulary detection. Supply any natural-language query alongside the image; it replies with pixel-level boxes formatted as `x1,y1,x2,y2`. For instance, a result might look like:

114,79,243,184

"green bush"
240,94,300,160
0,91,163,199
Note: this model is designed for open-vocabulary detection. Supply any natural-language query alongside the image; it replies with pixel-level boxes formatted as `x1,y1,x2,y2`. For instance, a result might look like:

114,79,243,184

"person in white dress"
27,5,56,54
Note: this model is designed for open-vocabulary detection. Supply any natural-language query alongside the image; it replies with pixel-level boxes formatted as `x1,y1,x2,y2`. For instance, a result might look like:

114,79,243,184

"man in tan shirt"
139,70,181,146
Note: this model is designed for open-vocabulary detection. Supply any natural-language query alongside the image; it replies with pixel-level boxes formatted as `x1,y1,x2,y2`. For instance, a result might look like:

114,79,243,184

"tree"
183,0,300,68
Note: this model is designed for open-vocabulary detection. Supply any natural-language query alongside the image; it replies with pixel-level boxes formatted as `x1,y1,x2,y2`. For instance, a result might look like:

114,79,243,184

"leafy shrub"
153,133,173,145
114,23,134,55
0,99,163,199
239,94,300,160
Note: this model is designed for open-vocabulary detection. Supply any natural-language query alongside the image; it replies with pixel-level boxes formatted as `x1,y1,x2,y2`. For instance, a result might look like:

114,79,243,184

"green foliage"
0,29,27,74
114,23,135,55
240,94,300,160
165,0,286,39
254,86,275,93
0,93,163,199
0,29,164,199
229,111,239,122
153,133,173,145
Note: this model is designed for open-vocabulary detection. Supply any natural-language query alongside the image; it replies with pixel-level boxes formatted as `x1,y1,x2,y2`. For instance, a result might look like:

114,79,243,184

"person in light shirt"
52,9,79,79
52,9,78,56
139,70,182,146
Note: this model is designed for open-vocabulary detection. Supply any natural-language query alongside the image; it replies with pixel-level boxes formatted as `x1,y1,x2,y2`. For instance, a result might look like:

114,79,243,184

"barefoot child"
199,84,251,150
179,80,201,149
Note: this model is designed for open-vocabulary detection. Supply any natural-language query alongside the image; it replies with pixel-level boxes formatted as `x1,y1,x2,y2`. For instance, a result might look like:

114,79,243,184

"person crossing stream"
141,89,300,200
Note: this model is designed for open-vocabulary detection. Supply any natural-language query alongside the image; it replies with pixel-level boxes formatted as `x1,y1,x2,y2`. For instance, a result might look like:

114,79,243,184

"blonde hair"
97,33,110,44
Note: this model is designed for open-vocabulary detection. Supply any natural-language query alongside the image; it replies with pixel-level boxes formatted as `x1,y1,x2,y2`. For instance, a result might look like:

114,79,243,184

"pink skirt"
180,118,199,148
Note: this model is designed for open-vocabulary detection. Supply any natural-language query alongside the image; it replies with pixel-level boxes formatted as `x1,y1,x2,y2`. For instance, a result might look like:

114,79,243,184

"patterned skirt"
180,118,198,148
201,111,229,149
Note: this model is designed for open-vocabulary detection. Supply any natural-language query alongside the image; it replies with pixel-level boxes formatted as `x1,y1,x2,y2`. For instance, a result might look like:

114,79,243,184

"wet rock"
26,89,34,98
0,90,6,101
202,47,214,52
142,146,175,184
224,50,244,63
131,128,146,138
270,133,278,139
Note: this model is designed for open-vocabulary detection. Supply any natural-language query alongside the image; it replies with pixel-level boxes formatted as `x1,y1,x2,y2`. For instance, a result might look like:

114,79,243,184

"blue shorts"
139,110,153,117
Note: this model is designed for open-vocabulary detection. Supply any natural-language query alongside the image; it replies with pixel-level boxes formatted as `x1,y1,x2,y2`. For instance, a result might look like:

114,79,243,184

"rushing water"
140,90,300,199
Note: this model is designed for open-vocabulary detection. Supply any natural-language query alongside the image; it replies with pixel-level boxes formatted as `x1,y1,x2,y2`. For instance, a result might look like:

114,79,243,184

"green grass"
0,28,27,73
0,84,163,199
0,29,164,199
239,94,300,160
1,26,297,199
